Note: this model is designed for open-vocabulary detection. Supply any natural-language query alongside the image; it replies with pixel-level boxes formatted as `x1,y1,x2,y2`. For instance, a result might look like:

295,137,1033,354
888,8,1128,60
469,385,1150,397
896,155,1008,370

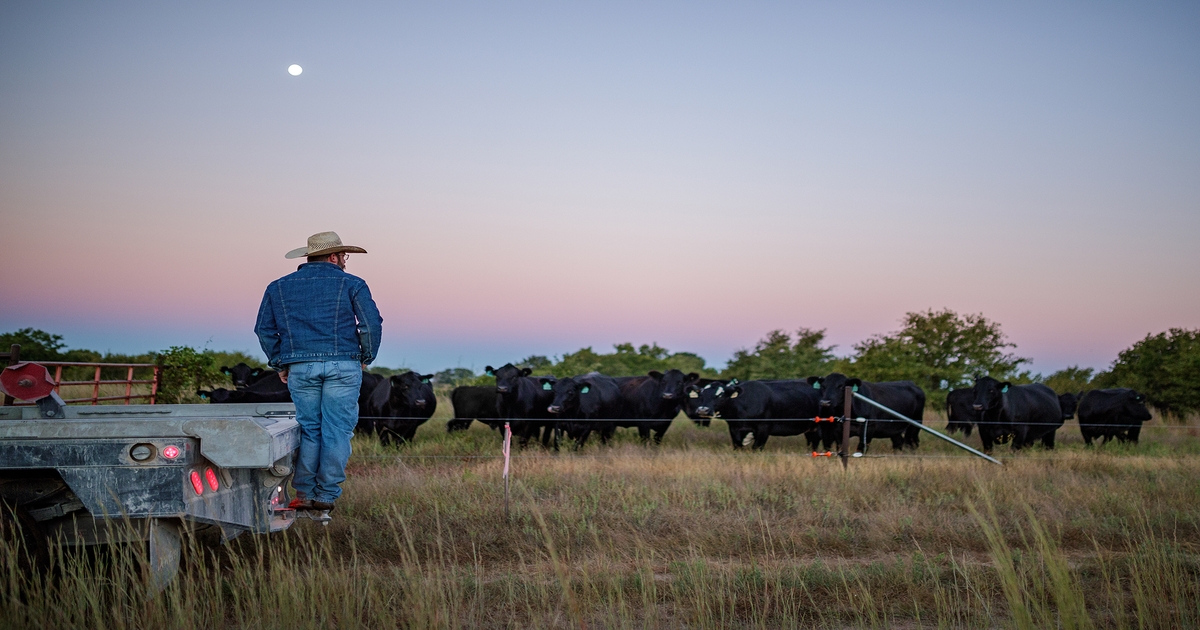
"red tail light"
162,445,181,459
204,468,220,492
190,471,204,495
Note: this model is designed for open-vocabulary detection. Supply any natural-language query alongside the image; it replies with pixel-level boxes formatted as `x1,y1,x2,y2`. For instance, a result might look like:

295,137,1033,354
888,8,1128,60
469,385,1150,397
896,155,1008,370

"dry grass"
3,401,1199,628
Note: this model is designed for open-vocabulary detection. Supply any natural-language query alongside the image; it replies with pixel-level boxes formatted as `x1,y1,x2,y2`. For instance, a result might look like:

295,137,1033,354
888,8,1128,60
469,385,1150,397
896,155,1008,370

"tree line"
3,310,1198,417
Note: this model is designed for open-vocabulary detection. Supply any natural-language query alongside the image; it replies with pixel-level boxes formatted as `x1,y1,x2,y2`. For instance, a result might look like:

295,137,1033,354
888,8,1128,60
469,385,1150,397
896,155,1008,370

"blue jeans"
286,361,362,504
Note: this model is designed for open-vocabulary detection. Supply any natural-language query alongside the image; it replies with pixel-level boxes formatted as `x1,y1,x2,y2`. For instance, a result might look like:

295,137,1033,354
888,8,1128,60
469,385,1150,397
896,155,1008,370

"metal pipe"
841,386,852,469
852,392,1002,465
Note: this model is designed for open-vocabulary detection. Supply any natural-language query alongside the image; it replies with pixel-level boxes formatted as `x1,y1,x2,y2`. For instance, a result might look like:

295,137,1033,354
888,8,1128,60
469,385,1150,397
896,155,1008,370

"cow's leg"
652,424,668,445
1011,427,1028,451
891,434,905,451
729,427,745,449
1127,426,1141,444
637,424,652,443
574,426,592,449
1082,430,1094,447
1041,430,1056,449
806,430,820,453
980,428,995,453
752,432,769,450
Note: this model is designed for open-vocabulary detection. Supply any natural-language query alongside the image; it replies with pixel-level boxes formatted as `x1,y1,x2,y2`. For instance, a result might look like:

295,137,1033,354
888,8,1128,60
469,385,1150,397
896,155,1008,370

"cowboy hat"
285,231,368,259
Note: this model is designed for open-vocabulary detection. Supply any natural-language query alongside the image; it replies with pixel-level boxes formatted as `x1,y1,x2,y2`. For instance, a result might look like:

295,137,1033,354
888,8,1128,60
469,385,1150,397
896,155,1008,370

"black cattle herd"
199,362,1154,454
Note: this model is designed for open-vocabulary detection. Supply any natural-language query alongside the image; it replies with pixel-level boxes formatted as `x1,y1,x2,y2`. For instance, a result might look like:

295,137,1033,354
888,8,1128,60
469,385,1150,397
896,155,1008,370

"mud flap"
147,518,181,593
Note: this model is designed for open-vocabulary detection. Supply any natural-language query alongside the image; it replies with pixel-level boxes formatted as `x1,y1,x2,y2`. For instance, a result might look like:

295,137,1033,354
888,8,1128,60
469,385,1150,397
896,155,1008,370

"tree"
1094,328,1200,419
1041,366,1094,395
433,367,476,386
847,309,1028,409
721,328,835,381
549,343,718,378
0,328,67,361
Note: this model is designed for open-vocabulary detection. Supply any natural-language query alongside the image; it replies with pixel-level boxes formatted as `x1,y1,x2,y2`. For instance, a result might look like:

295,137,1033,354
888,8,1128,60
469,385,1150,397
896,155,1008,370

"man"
254,231,383,514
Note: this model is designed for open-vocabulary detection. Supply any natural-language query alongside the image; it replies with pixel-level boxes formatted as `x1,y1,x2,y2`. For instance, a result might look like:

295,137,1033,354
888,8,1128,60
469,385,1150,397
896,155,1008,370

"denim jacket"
255,262,383,369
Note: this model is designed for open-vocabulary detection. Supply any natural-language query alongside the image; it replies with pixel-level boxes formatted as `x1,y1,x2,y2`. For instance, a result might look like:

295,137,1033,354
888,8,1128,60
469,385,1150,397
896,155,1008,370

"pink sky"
2,2,1198,373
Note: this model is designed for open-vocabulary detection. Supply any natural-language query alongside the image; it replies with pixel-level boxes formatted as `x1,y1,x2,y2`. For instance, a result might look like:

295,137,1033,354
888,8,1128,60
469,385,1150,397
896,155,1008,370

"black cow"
612,370,700,444
486,364,557,447
970,376,1061,452
1077,388,1152,446
360,371,383,411
946,388,977,436
1058,392,1080,421
360,371,436,445
682,378,720,426
447,385,502,432
547,373,625,448
220,363,276,389
689,379,822,450
810,374,926,453
199,370,290,403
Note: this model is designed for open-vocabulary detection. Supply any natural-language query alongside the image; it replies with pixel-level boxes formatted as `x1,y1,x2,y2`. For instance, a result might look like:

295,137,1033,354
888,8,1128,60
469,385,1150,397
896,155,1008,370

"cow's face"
946,389,977,432
689,381,731,418
221,363,262,388
1123,391,1153,421
547,377,579,415
1058,393,1079,420
199,388,233,404
389,372,432,409
487,364,531,394
654,370,700,401
816,373,859,413
972,377,1008,413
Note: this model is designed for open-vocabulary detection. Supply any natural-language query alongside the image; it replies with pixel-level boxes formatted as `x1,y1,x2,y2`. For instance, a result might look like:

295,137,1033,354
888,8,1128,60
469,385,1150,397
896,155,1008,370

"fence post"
150,366,160,404
503,422,512,521
841,385,853,470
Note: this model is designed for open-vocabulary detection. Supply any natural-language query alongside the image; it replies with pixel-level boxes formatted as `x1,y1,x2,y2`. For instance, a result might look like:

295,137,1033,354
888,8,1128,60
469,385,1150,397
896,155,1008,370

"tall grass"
3,415,1199,628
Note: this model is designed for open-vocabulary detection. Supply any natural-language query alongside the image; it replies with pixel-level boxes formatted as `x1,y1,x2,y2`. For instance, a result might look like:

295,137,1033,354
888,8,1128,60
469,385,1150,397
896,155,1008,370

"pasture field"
3,397,1200,629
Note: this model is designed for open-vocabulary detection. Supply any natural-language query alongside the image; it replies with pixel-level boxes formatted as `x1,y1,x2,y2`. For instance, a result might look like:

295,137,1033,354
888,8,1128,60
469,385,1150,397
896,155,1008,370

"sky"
1,1,1198,374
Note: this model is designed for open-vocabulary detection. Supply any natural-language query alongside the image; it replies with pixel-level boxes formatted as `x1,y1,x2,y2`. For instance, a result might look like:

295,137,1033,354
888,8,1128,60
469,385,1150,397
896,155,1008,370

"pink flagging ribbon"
502,422,512,479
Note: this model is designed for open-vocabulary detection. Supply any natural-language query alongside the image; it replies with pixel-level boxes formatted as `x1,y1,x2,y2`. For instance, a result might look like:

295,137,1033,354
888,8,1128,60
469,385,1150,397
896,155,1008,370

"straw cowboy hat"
285,231,368,259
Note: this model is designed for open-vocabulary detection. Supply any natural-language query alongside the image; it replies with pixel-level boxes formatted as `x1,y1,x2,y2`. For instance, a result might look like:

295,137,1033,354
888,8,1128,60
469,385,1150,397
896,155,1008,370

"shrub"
1095,328,1200,419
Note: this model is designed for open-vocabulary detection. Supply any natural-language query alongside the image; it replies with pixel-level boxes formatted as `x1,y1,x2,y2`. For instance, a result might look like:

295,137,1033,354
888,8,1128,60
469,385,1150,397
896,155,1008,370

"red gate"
2,344,160,406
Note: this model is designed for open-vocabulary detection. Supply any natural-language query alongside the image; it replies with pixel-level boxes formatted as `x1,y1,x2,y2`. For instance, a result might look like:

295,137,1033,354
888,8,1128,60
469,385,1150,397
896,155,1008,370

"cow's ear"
728,378,739,386
1000,382,1011,393
484,366,495,377
685,372,700,384
521,368,532,376
580,385,591,394
421,374,433,383
730,386,741,399
220,366,231,375
848,378,862,393
648,370,663,380
250,369,262,377
807,376,822,389
197,390,209,399
540,379,554,391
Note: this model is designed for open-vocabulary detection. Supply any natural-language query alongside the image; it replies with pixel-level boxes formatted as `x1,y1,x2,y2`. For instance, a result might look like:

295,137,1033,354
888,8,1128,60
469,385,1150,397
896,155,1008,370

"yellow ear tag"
688,391,698,398
731,391,739,398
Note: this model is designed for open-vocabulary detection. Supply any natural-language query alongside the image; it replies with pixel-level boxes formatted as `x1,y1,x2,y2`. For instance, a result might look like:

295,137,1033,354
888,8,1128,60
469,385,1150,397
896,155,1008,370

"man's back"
256,261,382,368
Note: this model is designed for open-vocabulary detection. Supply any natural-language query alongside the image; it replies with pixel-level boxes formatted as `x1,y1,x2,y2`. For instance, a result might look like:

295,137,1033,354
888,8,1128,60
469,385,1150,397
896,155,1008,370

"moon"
287,64,303,76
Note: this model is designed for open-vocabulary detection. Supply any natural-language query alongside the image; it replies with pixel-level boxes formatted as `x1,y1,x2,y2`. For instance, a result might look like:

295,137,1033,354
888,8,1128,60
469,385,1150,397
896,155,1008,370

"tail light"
189,471,204,495
204,468,220,492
